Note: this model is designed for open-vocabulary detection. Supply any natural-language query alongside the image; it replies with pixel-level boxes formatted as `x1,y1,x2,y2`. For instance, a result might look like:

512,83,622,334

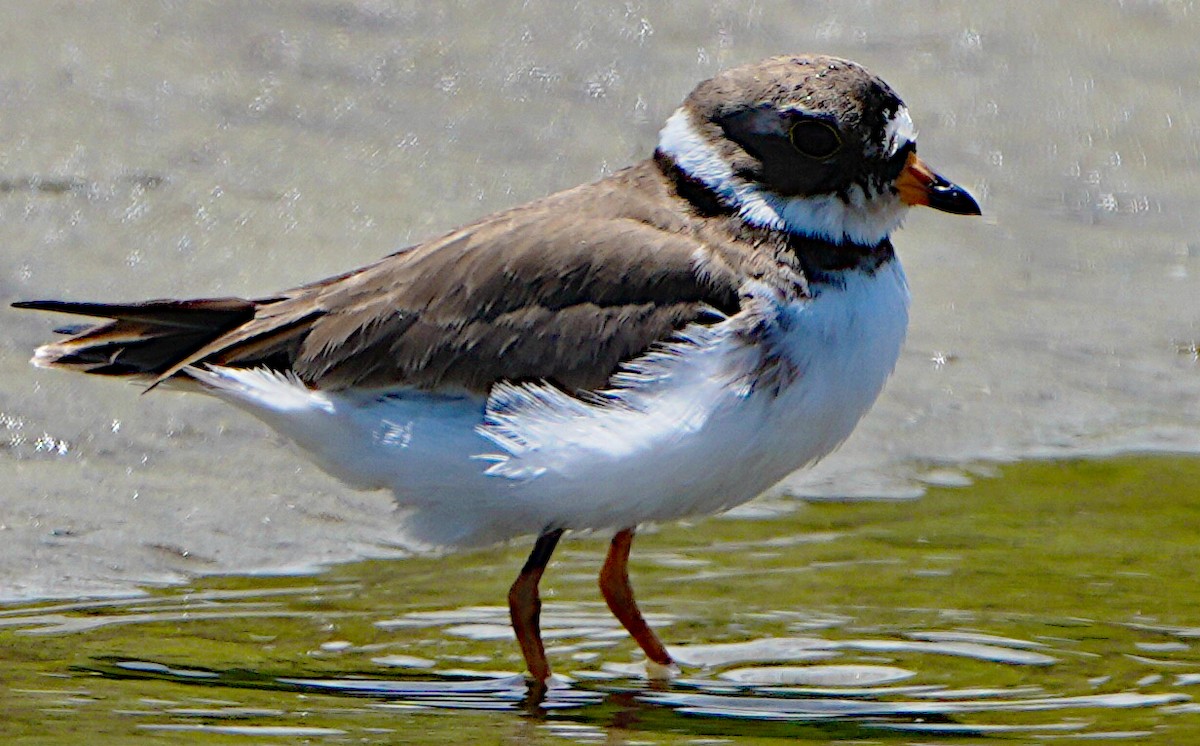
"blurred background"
2,1,1197,600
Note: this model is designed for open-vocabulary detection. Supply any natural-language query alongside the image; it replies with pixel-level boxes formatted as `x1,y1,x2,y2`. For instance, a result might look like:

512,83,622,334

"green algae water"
3,455,1200,744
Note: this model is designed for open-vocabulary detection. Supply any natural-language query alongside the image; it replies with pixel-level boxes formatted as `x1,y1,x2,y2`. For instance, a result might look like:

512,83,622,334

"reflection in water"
0,583,361,635
3,457,1200,742
5,589,1197,740
74,631,1190,738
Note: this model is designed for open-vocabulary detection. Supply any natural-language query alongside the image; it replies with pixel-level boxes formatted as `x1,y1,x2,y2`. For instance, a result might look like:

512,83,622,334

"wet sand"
2,2,1198,600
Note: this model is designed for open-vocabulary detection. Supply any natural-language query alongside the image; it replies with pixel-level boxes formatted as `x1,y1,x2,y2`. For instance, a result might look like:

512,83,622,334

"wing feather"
20,161,748,394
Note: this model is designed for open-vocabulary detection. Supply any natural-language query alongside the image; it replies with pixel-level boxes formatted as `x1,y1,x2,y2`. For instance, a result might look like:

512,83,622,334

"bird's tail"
14,298,260,382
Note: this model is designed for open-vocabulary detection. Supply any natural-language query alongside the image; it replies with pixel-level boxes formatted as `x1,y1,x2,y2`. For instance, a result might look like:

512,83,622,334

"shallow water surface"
3,456,1199,743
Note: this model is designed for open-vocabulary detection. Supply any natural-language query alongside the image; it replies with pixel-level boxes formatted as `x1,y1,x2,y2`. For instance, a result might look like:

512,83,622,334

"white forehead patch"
884,106,916,157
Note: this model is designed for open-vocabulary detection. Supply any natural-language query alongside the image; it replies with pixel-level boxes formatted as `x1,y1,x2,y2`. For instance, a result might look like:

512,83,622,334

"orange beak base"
895,151,981,216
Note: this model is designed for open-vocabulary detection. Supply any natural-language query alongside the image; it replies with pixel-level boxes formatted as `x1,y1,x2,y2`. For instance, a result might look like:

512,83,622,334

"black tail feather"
14,298,259,330
14,297,263,380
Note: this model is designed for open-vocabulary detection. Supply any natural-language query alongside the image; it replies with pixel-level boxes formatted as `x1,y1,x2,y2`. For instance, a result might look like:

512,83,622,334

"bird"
15,54,980,685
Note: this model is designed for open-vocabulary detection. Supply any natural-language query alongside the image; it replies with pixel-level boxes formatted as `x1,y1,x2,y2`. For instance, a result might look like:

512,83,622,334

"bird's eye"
788,120,842,159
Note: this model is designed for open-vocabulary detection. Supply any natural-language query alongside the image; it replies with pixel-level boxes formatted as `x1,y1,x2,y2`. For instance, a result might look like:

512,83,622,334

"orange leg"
599,528,673,665
508,528,563,682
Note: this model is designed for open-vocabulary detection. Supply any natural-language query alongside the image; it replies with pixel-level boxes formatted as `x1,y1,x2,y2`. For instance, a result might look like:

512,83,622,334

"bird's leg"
599,527,673,666
508,528,564,682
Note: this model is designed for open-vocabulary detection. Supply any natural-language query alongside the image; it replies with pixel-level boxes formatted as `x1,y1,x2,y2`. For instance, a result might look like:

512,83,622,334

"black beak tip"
928,180,982,216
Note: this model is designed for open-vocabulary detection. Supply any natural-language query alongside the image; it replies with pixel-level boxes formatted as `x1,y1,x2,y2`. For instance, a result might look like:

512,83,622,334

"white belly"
196,261,910,549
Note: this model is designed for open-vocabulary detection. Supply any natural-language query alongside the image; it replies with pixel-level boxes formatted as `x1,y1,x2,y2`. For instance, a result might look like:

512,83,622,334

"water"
1,2,1199,741
3,0,1199,594
3,456,1200,743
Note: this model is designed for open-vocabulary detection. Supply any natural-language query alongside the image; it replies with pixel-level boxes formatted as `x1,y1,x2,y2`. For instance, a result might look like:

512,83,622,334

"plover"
16,55,979,684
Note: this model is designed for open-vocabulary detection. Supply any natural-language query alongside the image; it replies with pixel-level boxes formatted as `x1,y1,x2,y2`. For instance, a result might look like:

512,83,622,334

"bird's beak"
895,151,981,216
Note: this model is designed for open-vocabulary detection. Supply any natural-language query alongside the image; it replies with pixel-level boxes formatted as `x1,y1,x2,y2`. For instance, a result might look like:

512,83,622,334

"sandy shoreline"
3,2,1198,602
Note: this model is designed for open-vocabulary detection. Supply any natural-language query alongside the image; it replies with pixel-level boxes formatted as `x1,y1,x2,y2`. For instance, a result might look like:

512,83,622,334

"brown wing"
22,163,746,394
213,207,742,393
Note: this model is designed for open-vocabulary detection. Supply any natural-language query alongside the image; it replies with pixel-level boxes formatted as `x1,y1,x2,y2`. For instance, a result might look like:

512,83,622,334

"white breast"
194,260,909,549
